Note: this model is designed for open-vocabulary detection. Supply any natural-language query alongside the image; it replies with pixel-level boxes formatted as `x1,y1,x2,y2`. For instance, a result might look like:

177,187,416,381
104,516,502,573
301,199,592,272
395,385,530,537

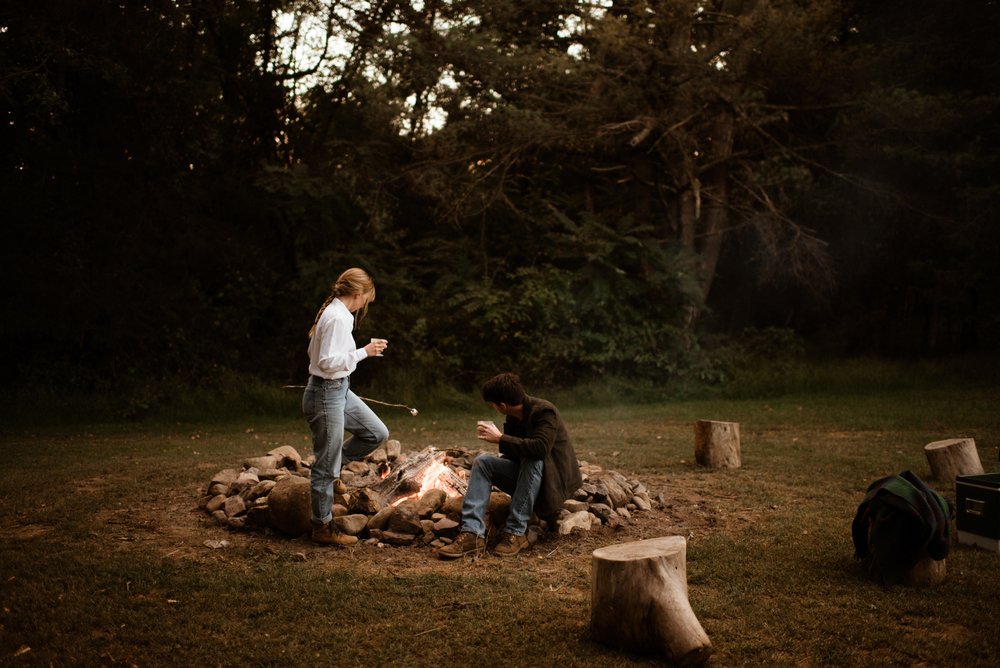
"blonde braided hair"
308,268,376,337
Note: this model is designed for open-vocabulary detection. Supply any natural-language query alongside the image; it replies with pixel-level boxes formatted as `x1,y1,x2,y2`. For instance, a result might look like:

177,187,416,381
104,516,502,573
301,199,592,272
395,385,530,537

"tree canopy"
2,0,998,396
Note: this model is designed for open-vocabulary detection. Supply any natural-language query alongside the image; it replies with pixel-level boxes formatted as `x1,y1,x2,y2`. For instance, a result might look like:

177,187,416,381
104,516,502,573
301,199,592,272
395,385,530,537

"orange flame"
390,460,463,507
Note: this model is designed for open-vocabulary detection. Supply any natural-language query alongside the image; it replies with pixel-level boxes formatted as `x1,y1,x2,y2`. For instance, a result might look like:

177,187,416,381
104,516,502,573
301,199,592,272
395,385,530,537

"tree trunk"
591,536,712,666
924,438,983,484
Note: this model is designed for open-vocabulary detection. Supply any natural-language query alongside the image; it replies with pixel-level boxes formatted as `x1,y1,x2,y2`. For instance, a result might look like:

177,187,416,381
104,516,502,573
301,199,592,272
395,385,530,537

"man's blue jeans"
303,375,389,524
460,453,543,538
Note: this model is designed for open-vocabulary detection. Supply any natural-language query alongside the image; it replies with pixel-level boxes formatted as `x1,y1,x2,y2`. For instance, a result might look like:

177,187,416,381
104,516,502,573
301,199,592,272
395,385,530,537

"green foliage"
2,0,998,397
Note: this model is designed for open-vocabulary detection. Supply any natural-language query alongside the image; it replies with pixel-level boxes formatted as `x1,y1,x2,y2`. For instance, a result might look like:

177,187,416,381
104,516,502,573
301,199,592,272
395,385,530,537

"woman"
303,268,389,546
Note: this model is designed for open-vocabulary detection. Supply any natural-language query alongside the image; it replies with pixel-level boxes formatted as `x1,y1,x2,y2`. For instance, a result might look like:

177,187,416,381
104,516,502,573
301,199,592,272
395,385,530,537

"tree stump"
902,553,947,587
591,536,712,666
694,420,741,468
924,438,983,484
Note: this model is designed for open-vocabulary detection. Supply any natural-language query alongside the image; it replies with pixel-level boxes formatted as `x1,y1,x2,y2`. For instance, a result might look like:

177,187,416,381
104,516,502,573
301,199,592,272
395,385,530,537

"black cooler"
956,473,1000,553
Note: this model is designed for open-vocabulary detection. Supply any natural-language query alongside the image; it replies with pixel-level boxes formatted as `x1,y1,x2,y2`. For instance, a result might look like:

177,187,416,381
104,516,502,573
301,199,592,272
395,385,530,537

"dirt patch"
1,523,52,540
105,473,769,575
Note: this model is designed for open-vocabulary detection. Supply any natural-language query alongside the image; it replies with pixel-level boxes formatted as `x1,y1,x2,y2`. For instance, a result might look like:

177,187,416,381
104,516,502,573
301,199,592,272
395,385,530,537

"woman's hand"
365,338,388,357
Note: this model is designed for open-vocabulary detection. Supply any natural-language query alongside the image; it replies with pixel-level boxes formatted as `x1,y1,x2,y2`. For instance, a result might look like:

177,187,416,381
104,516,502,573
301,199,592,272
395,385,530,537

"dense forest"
2,1,998,397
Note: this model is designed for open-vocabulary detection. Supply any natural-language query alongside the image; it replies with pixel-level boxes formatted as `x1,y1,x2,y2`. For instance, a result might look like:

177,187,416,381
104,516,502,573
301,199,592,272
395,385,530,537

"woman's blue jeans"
460,453,543,538
303,375,389,524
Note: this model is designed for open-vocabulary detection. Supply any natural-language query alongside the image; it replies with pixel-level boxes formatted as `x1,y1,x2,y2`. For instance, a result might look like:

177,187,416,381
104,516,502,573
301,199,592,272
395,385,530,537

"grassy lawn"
1,364,999,666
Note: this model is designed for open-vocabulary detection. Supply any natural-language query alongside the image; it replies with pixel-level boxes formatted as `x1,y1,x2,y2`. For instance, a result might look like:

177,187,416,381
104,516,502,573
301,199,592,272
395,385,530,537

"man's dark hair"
482,372,526,405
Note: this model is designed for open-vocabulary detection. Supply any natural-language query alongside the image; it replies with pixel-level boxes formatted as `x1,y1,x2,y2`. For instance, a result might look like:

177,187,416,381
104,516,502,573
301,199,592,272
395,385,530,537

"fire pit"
198,440,658,549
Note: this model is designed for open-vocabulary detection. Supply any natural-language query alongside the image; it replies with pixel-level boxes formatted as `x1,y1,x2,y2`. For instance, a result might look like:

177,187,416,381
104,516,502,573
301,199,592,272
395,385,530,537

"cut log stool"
694,420,741,468
924,438,983,484
591,536,712,666
902,552,947,587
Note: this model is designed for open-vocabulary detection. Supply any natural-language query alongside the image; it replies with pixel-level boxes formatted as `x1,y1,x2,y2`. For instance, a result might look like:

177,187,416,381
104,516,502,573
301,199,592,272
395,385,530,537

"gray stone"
344,460,369,475
416,489,447,517
209,468,240,489
352,487,385,514
420,519,436,543
381,531,417,545
605,476,632,507
557,510,592,535
205,494,227,513
230,470,260,495
241,479,276,501
432,517,459,535
366,506,396,532
224,495,247,517
244,455,278,471
387,506,423,535
440,495,463,518
385,439,402,460
592,477,629,508
267,445,302,470
631,494,652,511
366,448,388,464
589,503,616,523
609,470,631,489
207,482,228,496
333,514,369,536
562,499,589,513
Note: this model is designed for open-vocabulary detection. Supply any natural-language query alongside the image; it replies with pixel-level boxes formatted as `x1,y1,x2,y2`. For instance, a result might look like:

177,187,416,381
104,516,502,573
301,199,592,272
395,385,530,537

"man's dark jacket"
497,395,583,516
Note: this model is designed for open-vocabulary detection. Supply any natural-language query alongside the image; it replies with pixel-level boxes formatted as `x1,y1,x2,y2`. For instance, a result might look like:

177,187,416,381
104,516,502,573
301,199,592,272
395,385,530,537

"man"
438,372,583,558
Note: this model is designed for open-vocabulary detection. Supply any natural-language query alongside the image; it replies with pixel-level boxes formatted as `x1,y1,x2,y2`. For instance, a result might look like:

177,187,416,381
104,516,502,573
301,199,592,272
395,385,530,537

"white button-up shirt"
307,298,368,379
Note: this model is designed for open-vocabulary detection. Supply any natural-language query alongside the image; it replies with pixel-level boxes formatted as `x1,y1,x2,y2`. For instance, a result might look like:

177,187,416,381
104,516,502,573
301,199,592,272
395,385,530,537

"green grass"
1,358,999,666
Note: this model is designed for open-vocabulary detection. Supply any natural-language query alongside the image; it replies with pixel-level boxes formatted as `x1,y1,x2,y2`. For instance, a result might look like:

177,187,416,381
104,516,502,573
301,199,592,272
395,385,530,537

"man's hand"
476,420,502,444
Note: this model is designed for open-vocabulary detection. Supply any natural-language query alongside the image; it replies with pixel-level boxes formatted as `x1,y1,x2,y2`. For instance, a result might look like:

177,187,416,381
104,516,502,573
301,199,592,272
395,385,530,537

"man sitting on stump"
439,372,583,559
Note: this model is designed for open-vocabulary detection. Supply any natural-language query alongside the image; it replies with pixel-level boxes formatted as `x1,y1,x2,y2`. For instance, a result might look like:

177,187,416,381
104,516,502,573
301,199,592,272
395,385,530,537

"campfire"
199,441,658,550
371,448,469,507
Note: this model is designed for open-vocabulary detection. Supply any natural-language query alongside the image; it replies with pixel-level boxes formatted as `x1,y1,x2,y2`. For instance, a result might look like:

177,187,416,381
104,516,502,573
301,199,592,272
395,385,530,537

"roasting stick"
356,396,419,416
280,385,419,416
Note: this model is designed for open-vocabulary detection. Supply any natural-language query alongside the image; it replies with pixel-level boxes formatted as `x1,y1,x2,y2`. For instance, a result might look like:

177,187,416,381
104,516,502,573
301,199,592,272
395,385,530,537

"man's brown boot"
437,532,485,559
493,532,529,557
311,521,358,547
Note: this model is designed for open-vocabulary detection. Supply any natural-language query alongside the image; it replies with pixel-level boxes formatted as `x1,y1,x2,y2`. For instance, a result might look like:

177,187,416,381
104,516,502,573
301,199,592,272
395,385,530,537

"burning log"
369,447,468,506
